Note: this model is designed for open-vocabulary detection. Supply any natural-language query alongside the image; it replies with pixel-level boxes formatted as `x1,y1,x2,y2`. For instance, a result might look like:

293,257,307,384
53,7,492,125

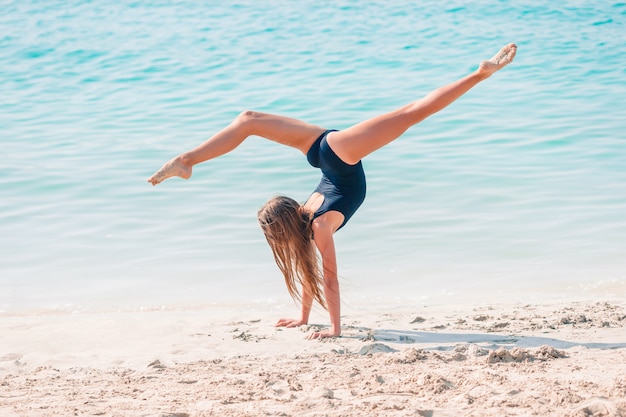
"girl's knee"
235,110,260,125
232,110,265,135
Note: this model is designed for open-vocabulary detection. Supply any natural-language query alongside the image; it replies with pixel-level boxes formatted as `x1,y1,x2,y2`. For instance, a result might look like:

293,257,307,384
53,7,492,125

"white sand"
1,300,625,416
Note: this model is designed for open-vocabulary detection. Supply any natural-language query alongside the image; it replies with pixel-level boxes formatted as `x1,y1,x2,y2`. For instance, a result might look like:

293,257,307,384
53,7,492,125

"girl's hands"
275,319,341,339
275,318,306,328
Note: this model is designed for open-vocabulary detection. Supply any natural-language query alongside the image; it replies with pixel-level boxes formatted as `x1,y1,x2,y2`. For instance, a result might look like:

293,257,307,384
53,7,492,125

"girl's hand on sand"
275,318,306,328
305,329,340,340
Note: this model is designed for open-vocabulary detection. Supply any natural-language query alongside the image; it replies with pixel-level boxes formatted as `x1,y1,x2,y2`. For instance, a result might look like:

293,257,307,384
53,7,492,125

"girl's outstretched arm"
307,217,342,339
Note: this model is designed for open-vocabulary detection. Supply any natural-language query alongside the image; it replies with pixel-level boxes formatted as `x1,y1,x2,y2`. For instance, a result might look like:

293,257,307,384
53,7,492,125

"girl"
148,43,517,339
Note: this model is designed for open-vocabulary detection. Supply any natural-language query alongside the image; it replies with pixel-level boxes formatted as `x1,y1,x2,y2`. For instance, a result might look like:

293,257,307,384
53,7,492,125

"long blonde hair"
257,195,325,309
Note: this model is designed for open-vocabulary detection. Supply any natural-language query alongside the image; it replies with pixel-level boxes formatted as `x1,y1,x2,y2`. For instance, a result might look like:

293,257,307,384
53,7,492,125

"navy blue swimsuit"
306,130,366,231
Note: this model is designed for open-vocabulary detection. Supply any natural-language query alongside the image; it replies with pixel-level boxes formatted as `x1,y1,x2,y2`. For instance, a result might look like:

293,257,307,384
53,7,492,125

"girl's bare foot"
478,43,517,76
147,156,192,185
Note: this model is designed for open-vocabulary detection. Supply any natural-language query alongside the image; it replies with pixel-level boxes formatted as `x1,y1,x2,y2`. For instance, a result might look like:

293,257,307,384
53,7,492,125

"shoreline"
2,299,625,416
3,271,624,316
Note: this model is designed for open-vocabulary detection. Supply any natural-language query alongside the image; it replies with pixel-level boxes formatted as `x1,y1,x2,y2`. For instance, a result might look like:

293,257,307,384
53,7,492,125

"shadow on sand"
368,328,626,351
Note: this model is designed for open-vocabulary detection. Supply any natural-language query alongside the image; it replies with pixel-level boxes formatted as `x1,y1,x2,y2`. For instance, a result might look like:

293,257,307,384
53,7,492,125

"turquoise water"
1,1,625,312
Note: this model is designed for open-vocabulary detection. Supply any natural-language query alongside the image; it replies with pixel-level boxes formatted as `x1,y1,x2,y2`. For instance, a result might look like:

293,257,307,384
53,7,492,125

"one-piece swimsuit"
306,129,366,231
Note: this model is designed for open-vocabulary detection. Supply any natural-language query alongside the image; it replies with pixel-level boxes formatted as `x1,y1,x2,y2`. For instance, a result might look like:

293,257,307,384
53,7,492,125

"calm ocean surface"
1,1,625,312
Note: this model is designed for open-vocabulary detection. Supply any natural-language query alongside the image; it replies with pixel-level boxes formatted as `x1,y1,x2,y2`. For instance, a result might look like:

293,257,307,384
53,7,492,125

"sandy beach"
1,299,625,417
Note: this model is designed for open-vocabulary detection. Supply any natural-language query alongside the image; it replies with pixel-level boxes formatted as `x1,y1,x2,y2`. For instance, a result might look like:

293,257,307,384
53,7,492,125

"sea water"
1,1,625,312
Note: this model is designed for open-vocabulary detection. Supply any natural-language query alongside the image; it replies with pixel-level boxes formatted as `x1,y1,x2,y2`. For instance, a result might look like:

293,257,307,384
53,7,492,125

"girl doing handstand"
148,43,517,339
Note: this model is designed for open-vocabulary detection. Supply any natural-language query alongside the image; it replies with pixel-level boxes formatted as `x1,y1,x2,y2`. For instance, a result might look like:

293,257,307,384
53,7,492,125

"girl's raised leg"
328,43,517,165
147,111,325,185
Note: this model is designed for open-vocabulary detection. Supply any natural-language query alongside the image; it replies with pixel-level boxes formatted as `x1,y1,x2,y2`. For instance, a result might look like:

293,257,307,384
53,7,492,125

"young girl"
148,43,517,339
